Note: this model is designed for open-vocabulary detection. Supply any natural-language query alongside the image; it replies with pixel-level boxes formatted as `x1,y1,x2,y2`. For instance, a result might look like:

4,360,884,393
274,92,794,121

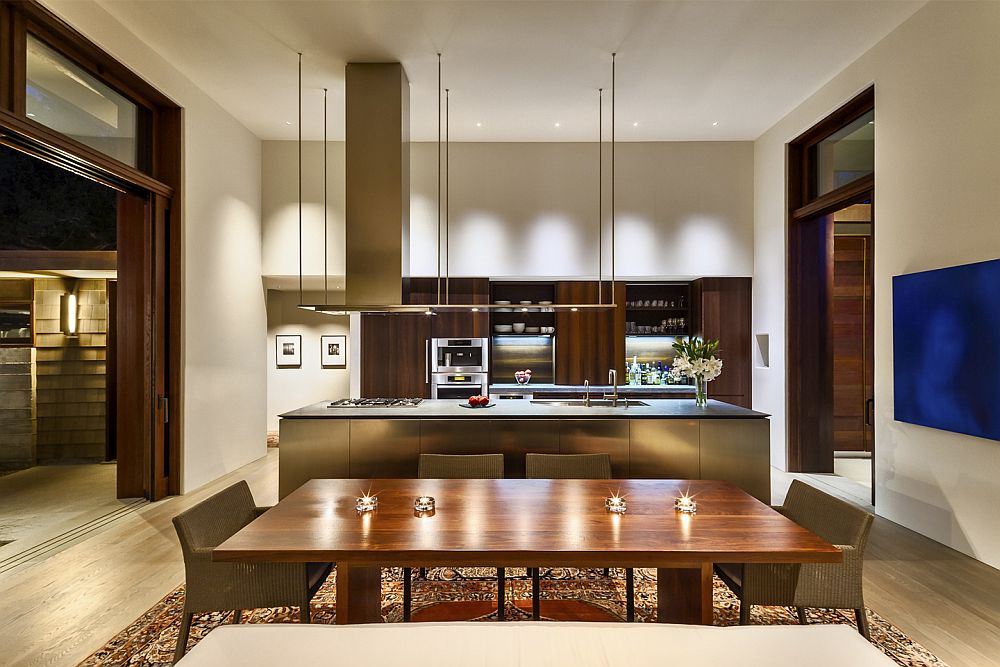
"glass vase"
693,375,708,407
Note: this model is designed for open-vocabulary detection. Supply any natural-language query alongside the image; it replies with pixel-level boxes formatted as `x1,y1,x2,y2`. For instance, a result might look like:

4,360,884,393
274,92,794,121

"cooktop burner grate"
328,398,424,408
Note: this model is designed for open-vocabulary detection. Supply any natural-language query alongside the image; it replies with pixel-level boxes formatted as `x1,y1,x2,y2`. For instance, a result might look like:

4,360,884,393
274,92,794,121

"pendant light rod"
297,52,303,305
436,53,442,305
445,87,450,305
611,52,616,294
323,86,328,305
598,87,603,305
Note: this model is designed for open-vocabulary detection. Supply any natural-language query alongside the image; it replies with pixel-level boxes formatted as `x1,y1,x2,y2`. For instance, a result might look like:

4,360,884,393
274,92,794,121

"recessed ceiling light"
632,121,639,127
554,122,561,128
868,120,875,125
712,121,719,126
476,121,482,128
285,121,293,125
27,113,36,118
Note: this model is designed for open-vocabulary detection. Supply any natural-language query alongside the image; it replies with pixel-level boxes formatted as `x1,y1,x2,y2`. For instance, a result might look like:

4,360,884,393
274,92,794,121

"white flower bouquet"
670,337,723,406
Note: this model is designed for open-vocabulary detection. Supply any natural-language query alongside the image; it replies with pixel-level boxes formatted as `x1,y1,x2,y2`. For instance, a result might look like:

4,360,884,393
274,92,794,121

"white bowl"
519,300,532,305
512,323,526,333
495,300,511,305
539,300,553,305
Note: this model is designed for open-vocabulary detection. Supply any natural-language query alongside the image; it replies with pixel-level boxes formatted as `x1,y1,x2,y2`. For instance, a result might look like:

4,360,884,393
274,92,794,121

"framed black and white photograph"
321,335,347,368
275,334,302,368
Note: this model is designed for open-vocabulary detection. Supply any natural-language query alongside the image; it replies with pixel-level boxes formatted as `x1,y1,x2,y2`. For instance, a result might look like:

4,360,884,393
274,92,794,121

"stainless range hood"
300,56,620,315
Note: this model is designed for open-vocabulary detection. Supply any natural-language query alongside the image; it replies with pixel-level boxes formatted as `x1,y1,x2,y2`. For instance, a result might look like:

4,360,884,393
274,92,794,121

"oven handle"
425,339,430,385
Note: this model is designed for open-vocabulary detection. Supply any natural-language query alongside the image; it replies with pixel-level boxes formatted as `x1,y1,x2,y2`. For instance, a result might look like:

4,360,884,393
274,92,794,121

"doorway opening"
787,87,875,505
0,141,159,565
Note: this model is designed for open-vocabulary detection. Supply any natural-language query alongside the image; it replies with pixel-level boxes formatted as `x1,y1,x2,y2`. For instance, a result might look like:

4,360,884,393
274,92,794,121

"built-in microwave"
431,337,489,374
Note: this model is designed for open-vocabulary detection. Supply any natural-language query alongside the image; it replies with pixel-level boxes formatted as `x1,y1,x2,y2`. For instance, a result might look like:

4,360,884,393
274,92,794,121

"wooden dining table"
214,478,841,625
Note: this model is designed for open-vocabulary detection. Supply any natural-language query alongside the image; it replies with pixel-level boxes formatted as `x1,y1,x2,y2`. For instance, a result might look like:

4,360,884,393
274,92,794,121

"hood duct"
344,62,410,307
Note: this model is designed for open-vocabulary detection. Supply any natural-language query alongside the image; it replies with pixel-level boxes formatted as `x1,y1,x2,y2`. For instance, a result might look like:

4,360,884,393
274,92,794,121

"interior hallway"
1,451,998,667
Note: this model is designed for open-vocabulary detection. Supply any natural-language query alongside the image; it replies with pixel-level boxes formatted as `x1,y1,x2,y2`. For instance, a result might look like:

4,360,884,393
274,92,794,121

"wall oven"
430,338,489,399
431,372,489,400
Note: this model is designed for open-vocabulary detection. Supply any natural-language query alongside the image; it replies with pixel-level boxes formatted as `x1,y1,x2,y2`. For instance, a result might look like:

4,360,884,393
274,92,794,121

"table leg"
335,562,383,624
656,563,713,625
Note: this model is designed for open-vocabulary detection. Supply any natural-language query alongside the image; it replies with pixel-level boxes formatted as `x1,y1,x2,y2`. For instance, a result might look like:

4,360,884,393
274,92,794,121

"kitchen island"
278,398,771,502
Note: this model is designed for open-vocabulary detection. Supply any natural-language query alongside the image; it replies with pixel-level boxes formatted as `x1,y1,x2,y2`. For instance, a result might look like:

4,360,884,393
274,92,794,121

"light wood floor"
1,452,997,667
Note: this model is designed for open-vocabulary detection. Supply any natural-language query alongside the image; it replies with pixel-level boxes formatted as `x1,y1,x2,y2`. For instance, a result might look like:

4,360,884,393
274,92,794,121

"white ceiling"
97,0,922,142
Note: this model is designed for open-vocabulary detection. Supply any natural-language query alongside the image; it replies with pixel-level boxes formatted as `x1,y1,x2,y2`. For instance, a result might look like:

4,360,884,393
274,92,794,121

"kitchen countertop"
490,383,695,394
280,398,768,420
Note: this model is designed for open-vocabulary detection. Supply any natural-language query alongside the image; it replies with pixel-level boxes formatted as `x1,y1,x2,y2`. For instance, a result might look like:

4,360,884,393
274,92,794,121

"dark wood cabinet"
360,312,431,398
691,277,752,408
554,281,624,385
407,277,490,338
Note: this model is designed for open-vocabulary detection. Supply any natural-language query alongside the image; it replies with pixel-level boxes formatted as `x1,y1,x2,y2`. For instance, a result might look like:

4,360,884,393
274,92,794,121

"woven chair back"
782,480,874,549
418,453,504,479
173,480,257,556
525,453,612,480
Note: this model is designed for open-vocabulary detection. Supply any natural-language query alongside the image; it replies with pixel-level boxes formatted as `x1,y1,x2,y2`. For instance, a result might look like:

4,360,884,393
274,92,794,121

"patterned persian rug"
80,567,947,666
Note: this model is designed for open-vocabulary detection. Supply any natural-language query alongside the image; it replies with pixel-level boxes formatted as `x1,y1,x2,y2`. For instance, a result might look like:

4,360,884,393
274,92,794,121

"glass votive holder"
355,494,378,513
605,496,627,514
674,496,697,514
414,495,436,512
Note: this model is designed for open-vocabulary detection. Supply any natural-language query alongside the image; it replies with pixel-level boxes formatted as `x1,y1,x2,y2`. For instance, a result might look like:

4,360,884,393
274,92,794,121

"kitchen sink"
530,399,649,407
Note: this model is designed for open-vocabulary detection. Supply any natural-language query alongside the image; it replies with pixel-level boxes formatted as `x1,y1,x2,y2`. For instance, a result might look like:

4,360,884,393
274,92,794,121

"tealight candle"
605,496,627,514
355,494,378,513
674,495,697,514
414,495,436,512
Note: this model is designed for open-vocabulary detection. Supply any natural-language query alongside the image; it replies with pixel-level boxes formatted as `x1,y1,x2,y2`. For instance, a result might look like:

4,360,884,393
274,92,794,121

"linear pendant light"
300,52,620,314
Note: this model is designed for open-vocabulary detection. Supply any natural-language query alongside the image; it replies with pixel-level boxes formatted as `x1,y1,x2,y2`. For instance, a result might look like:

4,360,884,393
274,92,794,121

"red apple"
476,395,490,406
468,395,479,407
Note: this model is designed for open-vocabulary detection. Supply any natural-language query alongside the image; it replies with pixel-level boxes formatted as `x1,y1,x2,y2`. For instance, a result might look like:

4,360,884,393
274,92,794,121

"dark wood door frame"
1,0,182,499
786,87,874,474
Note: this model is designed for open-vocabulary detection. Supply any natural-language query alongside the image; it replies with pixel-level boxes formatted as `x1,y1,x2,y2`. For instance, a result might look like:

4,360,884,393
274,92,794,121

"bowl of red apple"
514,369,533,385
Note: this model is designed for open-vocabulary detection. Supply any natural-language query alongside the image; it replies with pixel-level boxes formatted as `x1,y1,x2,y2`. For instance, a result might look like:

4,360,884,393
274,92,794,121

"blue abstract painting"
893,258,1000,441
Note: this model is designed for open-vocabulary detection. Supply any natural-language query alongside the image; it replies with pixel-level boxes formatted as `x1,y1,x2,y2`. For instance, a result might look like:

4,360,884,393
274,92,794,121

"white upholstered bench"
177,622,895,666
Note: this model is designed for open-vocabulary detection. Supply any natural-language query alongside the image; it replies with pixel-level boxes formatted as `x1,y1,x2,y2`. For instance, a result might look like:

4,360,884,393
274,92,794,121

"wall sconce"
60,293,78,337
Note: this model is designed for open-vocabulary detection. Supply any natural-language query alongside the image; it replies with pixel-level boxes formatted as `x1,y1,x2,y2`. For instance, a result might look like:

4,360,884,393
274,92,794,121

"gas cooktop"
328,398,424,408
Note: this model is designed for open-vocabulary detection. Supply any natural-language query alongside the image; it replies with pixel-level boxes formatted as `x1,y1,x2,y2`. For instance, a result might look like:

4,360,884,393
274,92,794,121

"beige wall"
43,0,267,493
265,290,350,432
261,140,755,281
754,1,1000,567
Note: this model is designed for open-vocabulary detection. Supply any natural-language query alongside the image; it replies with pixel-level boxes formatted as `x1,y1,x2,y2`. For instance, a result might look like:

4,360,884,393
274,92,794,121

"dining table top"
213,478,841,568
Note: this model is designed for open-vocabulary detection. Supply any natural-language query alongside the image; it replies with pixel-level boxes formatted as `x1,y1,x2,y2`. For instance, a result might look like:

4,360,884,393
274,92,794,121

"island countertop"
280,398,768,420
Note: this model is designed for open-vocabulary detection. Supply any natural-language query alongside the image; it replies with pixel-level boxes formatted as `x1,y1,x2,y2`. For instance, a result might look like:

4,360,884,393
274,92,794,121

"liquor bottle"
630,356,640,386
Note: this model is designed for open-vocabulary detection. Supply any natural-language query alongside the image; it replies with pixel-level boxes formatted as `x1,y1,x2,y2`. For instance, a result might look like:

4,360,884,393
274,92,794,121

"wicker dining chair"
525,453,635,622
404,454,505,621
714,479,875,639
172,481,332,663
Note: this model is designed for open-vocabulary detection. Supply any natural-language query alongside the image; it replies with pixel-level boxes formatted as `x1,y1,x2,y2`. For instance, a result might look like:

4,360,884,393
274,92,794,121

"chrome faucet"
584,379,591,407
603,369,618,406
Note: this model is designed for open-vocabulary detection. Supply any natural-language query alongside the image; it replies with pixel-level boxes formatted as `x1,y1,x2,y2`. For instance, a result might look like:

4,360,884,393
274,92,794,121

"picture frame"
275,334,302,368
321,334,347,368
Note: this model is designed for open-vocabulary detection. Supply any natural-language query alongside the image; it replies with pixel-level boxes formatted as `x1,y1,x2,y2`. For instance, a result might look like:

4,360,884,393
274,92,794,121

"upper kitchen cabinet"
408,277,490,338
691,277,752,408
554,281,625,385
